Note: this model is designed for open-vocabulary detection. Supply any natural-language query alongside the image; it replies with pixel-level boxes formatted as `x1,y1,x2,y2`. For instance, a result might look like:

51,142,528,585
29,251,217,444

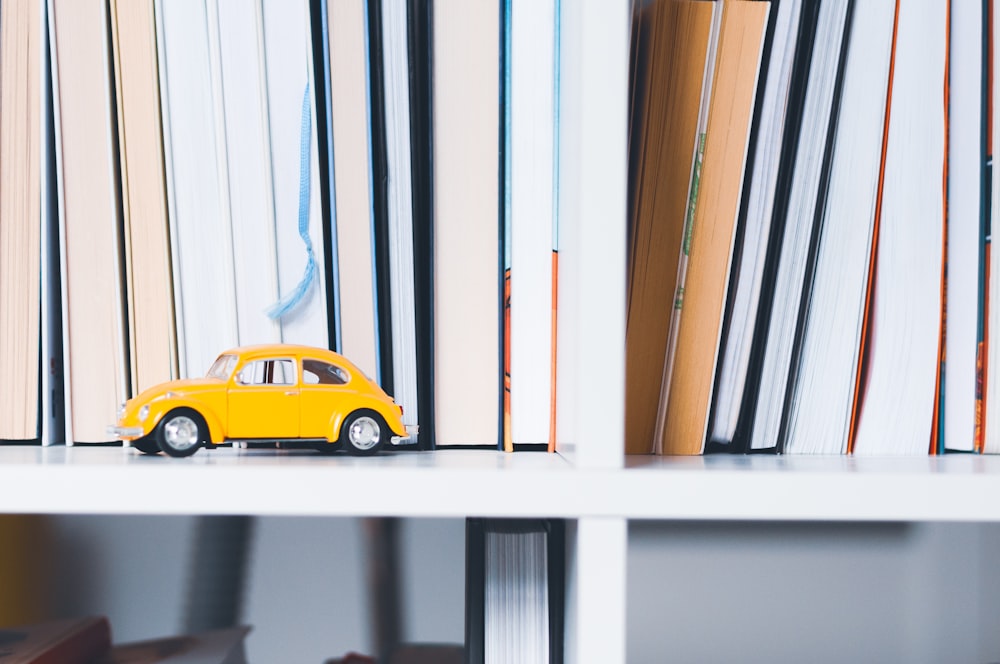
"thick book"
0,0,47,442
465,518,564,664
0,616,111,664
50,0,129,443
850,1,948,456
658,0,770,455
108,0,178,397
97,626,251,664
367,0,432,446
781,0,896,455
624,0,716,455
326,0,381,381
431,0,503,448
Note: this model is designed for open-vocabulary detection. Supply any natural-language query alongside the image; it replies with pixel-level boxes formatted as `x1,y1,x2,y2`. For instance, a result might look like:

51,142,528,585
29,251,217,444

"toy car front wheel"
156,408,207,458
340,410,385,456
132,435,161,455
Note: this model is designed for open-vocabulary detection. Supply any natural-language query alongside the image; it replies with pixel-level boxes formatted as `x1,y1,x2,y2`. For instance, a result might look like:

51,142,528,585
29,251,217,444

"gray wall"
40,516,1000,662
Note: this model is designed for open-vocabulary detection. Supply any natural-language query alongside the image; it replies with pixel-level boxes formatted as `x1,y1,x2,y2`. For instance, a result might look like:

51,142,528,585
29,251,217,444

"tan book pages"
0,0,41,439
625,1,714,454
110,0,178,395
433,0,500,446
329,0,380,381
51,0,127,442
661,0,769,455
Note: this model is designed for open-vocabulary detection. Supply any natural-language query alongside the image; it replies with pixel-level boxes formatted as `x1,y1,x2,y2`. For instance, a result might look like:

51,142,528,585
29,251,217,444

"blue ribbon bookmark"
267,84,317,320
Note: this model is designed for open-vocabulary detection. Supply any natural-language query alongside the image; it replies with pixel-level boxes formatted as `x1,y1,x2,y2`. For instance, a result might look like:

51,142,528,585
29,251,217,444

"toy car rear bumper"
107,425,144,439
390,424,420,445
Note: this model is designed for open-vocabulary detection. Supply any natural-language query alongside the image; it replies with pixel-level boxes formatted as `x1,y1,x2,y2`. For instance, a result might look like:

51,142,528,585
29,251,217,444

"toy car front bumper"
107,425,144,439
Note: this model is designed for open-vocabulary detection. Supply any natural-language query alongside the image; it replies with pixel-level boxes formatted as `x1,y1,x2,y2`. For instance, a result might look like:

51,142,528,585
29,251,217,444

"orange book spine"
503,268,513,452
548,251,558,453
932,1,952,455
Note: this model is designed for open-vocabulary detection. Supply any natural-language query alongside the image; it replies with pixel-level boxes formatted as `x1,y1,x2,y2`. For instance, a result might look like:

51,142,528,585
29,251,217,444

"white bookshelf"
13,0,997,662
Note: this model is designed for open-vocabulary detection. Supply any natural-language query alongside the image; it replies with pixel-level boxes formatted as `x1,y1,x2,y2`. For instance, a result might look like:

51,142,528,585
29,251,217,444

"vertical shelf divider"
557,1,630,662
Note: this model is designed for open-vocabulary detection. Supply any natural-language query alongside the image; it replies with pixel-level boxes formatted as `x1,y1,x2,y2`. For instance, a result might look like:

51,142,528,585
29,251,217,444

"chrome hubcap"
164,415,199,450
348,416,380,450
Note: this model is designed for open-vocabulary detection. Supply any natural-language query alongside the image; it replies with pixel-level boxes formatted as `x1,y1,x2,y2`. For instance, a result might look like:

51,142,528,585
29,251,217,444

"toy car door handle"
284,391,296,396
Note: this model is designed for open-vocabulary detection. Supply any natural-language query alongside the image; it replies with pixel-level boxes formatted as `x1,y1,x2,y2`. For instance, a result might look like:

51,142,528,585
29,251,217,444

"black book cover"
465,518,565,664
407,0,435,450
366,0,395,394
309,0,341,353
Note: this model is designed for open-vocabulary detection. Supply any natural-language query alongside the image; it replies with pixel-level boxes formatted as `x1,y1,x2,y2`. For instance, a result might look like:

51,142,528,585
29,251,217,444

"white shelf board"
2,447,1000,520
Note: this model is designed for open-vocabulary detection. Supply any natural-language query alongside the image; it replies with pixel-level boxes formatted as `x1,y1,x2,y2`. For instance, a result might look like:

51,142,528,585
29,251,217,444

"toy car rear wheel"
340,410,385,456
156,408,207,458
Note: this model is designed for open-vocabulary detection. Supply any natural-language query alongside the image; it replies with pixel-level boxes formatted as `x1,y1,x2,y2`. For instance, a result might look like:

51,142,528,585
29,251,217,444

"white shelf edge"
3,447,1000,521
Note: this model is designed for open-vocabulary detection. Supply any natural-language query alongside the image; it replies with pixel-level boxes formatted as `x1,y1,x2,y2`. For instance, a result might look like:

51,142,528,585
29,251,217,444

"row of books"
626,0,1000,456
0,0,568,450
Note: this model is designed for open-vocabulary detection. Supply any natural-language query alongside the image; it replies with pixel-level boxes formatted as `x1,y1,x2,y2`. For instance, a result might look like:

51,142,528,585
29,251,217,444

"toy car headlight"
138,405,150,422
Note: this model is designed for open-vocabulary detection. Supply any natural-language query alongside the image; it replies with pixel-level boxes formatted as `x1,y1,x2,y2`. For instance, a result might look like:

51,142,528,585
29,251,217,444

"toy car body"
108,344,416,457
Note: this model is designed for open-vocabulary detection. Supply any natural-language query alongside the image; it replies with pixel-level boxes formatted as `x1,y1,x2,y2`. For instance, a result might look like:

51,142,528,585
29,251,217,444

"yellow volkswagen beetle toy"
108,344,416,457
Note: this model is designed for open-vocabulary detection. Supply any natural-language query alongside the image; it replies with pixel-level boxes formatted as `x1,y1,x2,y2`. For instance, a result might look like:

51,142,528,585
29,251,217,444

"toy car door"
228,357,300,439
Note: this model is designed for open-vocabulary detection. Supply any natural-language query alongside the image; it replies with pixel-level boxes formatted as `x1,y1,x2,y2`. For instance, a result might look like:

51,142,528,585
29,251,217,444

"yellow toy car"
108,344,416,457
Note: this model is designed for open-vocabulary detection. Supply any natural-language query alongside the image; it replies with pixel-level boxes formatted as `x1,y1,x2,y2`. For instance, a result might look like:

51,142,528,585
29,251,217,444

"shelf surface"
2,446,1000,520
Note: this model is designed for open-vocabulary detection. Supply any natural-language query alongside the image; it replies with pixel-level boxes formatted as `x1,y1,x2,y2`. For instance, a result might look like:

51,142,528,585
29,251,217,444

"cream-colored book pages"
329,0,379,380
624,0,714,454
433,0,500,446
110,0,178,396
51,0,127,442
661,0,769,455
0,0,42,440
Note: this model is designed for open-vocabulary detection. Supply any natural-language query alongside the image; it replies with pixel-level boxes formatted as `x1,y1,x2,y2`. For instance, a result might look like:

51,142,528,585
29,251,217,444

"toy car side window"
302,359,349,385
236,358,296,386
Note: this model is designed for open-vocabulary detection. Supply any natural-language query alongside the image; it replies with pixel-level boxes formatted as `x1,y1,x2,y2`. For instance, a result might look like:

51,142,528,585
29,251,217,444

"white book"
261,0,329,350
749,0,851,451
784,0,895,455
156,0,239,379
216,0,281,347
944,1,983,452
509,0,557,447
851,2,947,455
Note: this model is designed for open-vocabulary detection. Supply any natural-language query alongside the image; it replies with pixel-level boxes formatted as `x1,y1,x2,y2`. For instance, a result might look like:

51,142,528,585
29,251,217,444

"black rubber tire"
339,409,386,456
156,408,208,458
132,435,161,455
